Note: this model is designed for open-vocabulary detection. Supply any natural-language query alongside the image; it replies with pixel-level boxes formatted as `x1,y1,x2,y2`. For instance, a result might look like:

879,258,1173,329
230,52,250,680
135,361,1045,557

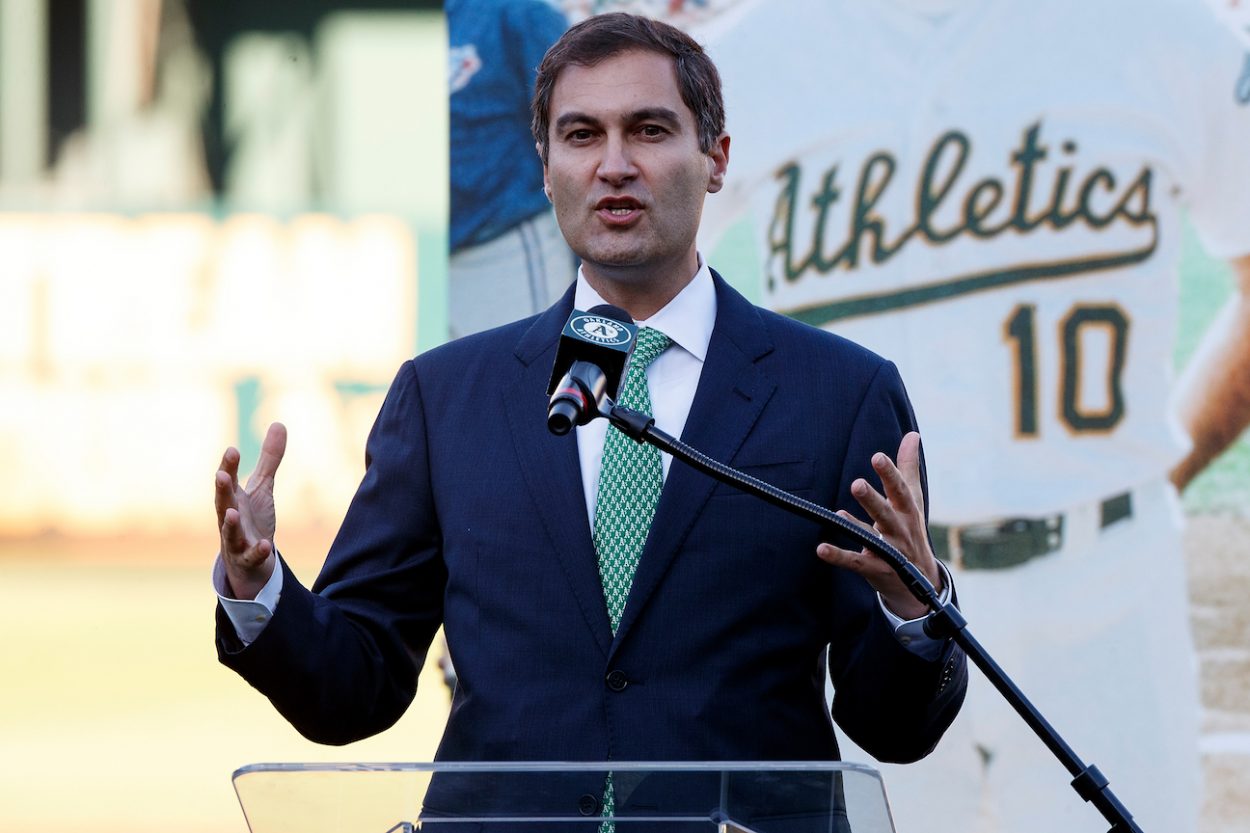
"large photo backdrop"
448,2,1250,833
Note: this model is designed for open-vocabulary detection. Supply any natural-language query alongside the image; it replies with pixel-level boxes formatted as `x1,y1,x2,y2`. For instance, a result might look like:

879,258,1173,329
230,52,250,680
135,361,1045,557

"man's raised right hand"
215,422,287,600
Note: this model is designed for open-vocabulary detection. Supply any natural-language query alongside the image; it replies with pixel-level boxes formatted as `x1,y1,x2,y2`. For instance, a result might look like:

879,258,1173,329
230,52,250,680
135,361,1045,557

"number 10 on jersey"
1004,303,1130,437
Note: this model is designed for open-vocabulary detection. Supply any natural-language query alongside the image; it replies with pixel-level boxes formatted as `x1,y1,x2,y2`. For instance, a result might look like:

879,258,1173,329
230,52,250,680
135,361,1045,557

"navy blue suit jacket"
218,272,966,771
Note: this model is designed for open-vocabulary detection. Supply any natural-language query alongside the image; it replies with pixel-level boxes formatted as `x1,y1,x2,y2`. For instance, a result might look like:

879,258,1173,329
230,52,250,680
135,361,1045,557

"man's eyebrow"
553,111,602,133
628,107,683,128
552,107,684,134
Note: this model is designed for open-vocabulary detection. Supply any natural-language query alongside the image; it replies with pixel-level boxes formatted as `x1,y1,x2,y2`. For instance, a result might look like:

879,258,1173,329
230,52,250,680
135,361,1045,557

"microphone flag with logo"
546,305,637,435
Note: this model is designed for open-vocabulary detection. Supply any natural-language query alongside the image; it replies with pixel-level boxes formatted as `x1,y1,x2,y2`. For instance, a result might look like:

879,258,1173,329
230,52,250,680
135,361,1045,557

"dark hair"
531,12,725,163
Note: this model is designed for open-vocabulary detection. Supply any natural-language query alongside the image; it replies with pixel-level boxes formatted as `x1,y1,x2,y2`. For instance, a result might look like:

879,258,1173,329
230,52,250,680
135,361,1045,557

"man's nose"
596,135,638,184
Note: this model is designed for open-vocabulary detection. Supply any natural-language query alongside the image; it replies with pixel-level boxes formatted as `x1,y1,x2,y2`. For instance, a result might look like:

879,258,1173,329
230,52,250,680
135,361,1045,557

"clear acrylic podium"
232,761,897,833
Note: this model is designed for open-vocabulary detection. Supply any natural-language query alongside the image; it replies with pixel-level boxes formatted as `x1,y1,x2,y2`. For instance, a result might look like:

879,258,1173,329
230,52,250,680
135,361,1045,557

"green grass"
0,556,450,833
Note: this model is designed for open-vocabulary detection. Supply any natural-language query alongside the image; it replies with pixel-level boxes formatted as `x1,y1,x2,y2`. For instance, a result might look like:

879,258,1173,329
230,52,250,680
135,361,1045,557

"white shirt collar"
572,257,717,364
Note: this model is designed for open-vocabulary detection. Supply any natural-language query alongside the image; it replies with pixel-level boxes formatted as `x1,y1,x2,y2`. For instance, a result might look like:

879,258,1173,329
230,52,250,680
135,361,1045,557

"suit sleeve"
215,360,447,745
824,360,968,763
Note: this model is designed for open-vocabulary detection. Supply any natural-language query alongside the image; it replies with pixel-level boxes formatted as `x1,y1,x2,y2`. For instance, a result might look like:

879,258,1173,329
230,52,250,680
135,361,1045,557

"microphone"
546,304,637,435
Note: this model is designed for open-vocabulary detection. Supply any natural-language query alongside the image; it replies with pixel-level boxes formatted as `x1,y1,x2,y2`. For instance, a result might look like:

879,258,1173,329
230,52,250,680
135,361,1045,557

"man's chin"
582,248,648,270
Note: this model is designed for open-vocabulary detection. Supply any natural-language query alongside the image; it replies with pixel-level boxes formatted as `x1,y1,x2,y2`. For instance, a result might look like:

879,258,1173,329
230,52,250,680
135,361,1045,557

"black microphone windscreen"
546,305,639,400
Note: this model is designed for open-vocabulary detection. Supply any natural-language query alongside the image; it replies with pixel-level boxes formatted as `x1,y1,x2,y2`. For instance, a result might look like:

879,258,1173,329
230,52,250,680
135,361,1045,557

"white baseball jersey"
1205,0,1250,44
702,0,1250,524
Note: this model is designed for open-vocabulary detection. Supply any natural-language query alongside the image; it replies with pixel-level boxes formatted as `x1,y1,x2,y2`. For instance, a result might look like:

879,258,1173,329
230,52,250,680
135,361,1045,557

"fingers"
214,468,237,526
816,540,866,572
819,434,937,593
219,445,240,489
215,445,241,527
220,507,272,566
893,431,924,508
816,535,894,585
221,506,247,555
834,507,873,535
816,511,886,570
215,431,281,595
852,433,926,539
850,474,909,541
817,507,934,620
869,450,917,521
248,422,287,488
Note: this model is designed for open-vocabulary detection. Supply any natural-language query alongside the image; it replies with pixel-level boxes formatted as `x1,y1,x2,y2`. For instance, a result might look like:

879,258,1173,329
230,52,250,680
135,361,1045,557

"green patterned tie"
593,326,672,634
592,326,670,833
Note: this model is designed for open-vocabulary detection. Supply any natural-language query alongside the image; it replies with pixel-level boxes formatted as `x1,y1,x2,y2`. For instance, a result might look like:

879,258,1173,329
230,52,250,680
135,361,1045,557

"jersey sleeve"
1184,10,1250,259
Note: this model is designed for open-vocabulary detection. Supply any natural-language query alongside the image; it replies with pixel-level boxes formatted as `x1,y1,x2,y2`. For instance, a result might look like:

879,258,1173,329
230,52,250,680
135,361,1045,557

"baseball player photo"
696,0,1250,831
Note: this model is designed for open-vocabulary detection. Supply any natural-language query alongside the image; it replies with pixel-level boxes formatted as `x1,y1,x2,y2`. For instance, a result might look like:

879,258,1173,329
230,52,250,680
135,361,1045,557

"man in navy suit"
213,12,965,791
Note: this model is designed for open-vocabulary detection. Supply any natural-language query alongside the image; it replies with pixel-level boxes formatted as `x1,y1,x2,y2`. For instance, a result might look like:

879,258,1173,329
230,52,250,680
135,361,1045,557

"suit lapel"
503,291,614,657
612,273,777,650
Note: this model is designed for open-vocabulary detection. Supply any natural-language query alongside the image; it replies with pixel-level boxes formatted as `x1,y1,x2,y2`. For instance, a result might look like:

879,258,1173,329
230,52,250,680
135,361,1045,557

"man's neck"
581,254,700,321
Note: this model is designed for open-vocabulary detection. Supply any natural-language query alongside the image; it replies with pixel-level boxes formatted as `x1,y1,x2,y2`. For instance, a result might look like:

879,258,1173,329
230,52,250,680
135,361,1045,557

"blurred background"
0,2,450,831
0,0,1247,831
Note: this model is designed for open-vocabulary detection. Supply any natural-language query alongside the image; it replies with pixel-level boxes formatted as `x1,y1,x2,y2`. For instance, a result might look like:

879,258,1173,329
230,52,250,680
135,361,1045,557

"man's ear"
538,142,552,201
706,133,731,194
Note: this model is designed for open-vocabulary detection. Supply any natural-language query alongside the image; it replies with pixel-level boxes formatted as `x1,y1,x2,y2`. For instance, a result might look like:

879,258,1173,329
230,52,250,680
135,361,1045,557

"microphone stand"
602,402,1144,833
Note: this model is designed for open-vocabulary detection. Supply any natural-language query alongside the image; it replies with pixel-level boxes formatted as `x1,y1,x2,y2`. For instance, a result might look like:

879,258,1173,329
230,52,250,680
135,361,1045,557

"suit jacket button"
606,669,629,692
578,794,601,816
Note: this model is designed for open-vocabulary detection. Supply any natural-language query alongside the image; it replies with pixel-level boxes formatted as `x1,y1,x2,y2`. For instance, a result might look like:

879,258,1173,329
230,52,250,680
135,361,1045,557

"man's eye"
567,129,594,142
639,125,667,138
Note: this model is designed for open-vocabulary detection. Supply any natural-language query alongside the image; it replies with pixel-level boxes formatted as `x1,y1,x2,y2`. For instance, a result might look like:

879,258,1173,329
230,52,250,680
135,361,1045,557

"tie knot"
631,327,672,370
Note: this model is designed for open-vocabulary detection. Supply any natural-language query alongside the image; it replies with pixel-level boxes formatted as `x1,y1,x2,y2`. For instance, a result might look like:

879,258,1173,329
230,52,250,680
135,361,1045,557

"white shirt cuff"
212,553,283,646
878,560,954,661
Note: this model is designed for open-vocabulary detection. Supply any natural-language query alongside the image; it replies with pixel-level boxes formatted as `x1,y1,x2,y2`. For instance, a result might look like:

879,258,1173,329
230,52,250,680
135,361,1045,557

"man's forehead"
548,49,687,118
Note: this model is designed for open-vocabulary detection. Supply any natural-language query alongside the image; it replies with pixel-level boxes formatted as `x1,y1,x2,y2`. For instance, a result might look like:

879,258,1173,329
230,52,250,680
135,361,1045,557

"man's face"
542,49,728,311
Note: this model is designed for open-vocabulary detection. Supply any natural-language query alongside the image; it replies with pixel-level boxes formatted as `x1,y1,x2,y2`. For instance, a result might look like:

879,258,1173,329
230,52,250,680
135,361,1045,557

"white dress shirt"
573,259,716,524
